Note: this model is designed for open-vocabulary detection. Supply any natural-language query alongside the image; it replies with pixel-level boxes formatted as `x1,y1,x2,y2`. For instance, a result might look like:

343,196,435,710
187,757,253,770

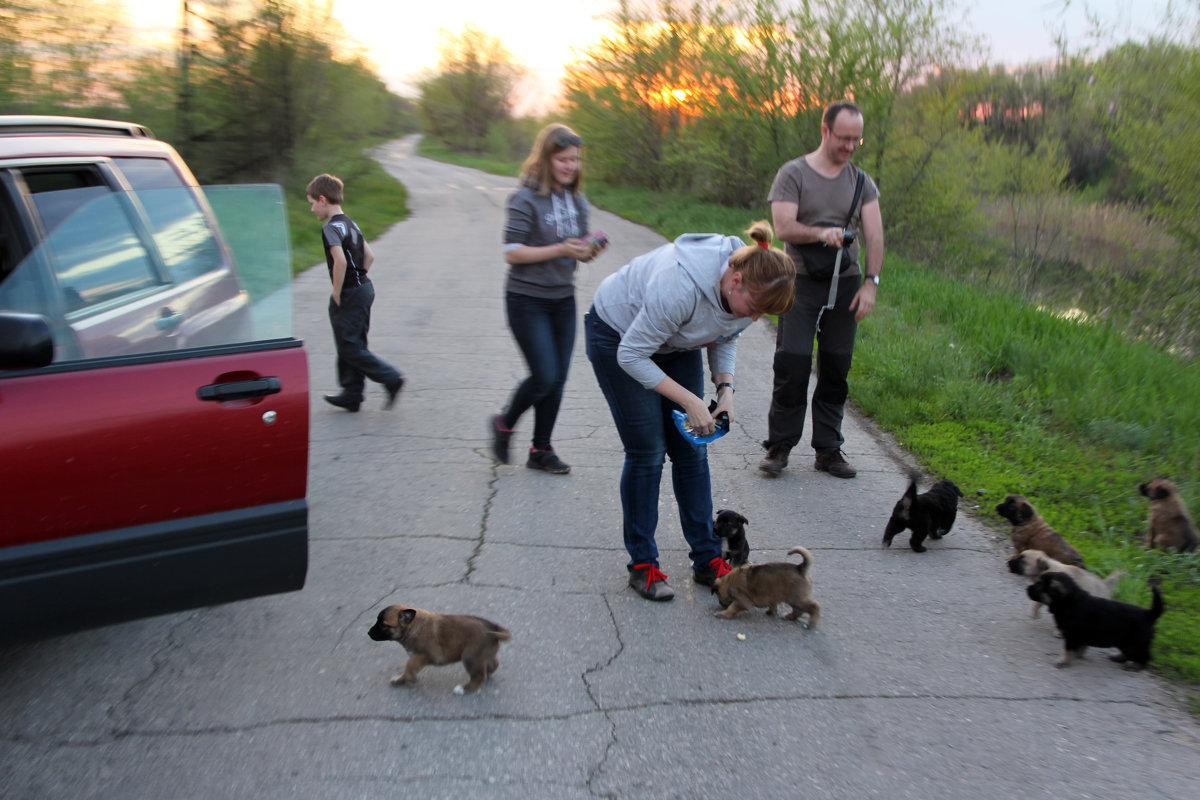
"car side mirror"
0,312,54,369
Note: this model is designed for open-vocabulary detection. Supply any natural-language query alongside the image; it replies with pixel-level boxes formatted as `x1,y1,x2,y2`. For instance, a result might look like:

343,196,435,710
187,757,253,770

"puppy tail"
787,546,814,577
1148,585,1164,622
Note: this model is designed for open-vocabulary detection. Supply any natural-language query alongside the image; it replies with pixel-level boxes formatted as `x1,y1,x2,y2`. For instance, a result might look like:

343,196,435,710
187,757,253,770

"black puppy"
1026,572,1163,670
714,509,750,567
883,478,963,552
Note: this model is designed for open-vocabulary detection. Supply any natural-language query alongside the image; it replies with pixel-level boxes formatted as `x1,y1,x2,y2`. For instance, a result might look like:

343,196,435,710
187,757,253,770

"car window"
204,184,294,340
35,189,159,311
114,157,223,285
0,184,292,362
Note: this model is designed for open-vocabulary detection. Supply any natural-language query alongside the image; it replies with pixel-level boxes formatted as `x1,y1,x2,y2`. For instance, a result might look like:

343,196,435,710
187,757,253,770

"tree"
417,25,523,153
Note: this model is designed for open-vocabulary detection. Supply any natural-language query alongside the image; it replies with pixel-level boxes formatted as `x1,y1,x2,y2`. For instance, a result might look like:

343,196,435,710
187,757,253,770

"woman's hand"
683,394,716,436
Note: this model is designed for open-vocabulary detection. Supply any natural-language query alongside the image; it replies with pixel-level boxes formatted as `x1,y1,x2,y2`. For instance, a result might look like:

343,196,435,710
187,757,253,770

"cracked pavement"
1,136,1198,799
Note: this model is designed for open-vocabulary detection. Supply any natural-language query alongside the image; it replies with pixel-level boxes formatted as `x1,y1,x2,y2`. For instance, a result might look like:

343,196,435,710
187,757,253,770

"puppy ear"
737,512,748,525
399,608,417,625
1018,503,1035,523
1035,557,1049,573
1152,484,1171,501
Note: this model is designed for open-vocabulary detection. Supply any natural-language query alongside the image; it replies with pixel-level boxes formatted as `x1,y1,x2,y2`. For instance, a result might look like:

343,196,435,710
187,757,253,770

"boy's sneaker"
383,375,405,409
489,414,514,464
693,556,733,587
758,443,791,477
814,448,857,479
527,447,570,474
324,393,361,412
629,564,674,601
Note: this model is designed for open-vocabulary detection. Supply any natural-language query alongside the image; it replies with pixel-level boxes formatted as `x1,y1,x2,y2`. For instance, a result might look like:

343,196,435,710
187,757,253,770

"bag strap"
844,166,865,228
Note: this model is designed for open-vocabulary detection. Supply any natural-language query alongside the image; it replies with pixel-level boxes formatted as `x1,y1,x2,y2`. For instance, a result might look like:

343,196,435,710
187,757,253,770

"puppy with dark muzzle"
995,494,1085,566
714,508,750,567
1026,572,1163,669
368,605,511,694
883,478,963,553
713,546,819,627
1139,478,1199,553
1007,548,1121,618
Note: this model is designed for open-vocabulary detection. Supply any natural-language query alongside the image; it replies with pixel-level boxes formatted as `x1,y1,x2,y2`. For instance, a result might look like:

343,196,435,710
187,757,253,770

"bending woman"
490,123,604,474
586,221,795,601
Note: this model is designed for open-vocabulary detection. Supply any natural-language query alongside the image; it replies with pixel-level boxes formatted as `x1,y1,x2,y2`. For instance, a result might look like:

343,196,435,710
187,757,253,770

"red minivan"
0,116,309,643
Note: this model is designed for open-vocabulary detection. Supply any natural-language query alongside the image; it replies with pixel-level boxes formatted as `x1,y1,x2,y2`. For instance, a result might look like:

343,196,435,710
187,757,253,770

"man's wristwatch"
865,274,880,287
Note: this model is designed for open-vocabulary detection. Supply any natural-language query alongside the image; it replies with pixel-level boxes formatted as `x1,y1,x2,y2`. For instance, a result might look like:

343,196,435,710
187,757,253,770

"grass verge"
414,140,1200,693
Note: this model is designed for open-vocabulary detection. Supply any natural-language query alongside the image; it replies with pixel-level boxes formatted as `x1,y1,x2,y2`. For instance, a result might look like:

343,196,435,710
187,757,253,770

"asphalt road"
2,136,1198,799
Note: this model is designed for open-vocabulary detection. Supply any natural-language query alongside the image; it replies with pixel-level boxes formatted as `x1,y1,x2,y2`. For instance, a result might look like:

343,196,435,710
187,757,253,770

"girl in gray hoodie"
490,124,605,474
586,221,795,601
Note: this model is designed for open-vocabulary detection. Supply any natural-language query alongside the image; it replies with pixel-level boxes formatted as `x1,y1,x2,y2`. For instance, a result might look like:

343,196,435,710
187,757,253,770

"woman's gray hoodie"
503,185,589,299
592,233,752,389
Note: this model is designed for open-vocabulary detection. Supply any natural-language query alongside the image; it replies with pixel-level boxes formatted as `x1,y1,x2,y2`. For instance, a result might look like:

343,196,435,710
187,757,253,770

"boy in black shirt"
306,173,404,412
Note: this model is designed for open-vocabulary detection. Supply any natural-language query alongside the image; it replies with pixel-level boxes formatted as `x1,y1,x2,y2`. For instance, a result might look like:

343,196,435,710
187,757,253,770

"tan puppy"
995,495,1084,566
1007,549,1121,618
1139,478,1199,553
368,605,511,694
713,546,819,628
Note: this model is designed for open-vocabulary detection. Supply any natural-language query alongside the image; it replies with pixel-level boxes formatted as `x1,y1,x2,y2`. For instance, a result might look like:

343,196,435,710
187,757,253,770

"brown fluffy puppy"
713,546,819,628
995,495,1085,566
1007,549,1121,618
1139,478,1199,553
368,605,511,694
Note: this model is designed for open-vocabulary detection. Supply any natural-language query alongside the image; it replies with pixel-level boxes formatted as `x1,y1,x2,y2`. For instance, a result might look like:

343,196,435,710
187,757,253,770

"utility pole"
178,0,192,152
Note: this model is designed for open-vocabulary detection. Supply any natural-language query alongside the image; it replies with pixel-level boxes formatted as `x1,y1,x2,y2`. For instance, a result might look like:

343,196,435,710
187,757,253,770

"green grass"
413,140,1200,693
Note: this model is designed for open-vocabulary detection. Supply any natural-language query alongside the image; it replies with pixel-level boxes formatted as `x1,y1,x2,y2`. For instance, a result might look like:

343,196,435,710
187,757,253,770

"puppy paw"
453,685,465,696
389,674,412,686
1053,658,1071,668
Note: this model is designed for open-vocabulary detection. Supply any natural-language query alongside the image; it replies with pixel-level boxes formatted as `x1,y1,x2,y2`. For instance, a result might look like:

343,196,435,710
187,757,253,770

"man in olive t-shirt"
759,101,886,479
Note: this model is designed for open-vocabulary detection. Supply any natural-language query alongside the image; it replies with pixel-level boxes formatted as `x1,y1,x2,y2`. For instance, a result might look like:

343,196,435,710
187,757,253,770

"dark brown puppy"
713,546,819,628
883,478,963,553
1007,549,1121,618
368,605,511,694
995,495,1085,566
1026,572,1163,669
1139,478,1199,553
714,508,750,567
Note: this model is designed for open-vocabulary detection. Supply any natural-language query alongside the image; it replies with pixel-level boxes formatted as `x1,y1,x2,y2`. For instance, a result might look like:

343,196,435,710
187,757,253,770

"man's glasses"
832,133,863,147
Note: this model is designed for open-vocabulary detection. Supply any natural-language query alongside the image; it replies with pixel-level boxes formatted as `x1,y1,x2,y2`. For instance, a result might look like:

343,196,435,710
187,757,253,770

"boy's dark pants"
328,282,401,401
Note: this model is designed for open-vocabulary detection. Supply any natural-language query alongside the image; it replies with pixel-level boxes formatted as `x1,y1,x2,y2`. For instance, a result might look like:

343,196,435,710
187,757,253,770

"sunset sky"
121,0,1172,113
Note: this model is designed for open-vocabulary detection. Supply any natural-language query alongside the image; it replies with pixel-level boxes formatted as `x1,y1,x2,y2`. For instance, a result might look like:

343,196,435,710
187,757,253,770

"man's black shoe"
324,393,361,412
815,448,857,478
384,376,405,409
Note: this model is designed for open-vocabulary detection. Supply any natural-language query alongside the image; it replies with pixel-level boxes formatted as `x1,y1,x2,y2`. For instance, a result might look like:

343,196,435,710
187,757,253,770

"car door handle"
156,308,184,331
197,376,282,402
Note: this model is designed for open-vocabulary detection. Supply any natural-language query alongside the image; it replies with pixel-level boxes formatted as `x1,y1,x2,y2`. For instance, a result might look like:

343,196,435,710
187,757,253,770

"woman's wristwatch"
716,382,735,394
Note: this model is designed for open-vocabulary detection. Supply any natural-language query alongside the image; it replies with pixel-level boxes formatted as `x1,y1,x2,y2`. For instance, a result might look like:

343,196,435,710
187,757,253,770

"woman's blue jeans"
585,308,720,571
503,292,576,450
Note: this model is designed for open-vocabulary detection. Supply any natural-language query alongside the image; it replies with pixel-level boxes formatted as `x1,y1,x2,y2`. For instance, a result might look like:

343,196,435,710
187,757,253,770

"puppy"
1139,478,1199,553
995,494,1085,567
1026,572,1163,669
1007,549,1121,618
714,508,750,567
883,478,963,552
368,605,511,694
713,546,819,628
